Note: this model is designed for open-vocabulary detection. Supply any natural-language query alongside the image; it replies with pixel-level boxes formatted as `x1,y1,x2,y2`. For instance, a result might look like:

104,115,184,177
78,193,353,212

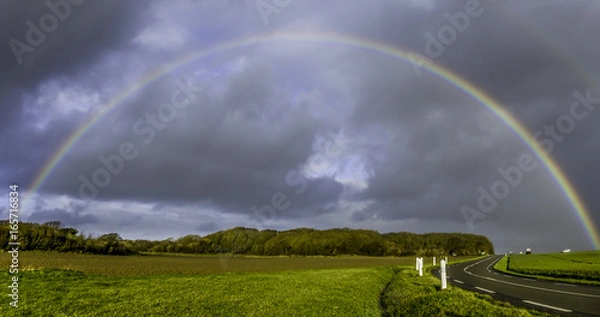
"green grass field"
0,252,555,316
494,251,600,286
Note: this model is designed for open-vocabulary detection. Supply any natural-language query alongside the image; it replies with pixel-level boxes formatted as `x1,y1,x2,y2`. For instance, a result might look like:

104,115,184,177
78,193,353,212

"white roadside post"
433,256,436,266
418,257,423,276
440,259,447,289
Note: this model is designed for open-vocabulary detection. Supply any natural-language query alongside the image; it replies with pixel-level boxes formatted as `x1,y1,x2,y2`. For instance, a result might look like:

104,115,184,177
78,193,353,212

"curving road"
432,255,600,317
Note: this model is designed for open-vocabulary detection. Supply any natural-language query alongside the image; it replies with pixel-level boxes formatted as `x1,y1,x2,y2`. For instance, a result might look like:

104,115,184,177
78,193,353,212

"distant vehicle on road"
562,249,571,253
525,248,531,254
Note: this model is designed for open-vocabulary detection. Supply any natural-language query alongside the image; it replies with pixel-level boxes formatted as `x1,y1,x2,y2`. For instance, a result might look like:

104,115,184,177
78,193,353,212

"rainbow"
26,32,600,249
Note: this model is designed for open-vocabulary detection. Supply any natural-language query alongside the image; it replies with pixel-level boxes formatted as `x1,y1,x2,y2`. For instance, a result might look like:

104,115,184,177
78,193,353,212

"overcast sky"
1,0,599,253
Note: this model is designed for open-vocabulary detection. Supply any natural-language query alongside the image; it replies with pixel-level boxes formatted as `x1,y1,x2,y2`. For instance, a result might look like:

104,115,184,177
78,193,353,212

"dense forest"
1,221,494,256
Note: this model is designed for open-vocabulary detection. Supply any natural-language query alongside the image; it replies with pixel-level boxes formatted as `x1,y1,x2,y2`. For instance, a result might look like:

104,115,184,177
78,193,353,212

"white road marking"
453,279,464,284
554,282,576,287
523,278,537,282
474,286,495,294
485,259,497,272
522,300,572,312
463,256,600,299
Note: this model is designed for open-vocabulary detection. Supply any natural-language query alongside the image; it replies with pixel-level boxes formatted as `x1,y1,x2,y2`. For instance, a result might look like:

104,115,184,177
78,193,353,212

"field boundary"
378,267,401,316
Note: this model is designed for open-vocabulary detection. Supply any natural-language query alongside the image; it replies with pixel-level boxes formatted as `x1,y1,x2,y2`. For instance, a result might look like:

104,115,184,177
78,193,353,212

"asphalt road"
432,255,600,317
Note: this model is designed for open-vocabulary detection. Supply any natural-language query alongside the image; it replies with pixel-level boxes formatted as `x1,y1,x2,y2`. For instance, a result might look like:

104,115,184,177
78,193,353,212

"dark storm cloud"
28,199,98,226
39,56,345,218
28,207,98,226
194,222,218,234
425,1,600,118
2,0,599,251
1,1,152,87
336,1,600,233
0,1,154,187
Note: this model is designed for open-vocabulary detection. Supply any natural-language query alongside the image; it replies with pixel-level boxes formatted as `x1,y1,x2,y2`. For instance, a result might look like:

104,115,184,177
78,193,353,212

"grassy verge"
380,267,554,317
493,252,600,286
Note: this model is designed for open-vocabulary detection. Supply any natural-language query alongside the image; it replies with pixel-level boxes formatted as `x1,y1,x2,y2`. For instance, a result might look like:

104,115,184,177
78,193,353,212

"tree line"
0,221,494,256
0,221,134,255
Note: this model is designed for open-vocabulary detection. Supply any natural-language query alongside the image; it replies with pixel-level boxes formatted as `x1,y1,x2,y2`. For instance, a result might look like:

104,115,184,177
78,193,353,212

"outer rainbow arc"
488,0,599,87
26,32,600,249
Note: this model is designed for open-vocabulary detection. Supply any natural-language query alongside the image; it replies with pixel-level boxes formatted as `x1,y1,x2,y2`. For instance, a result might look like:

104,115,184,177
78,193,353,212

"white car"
562,249,571,253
